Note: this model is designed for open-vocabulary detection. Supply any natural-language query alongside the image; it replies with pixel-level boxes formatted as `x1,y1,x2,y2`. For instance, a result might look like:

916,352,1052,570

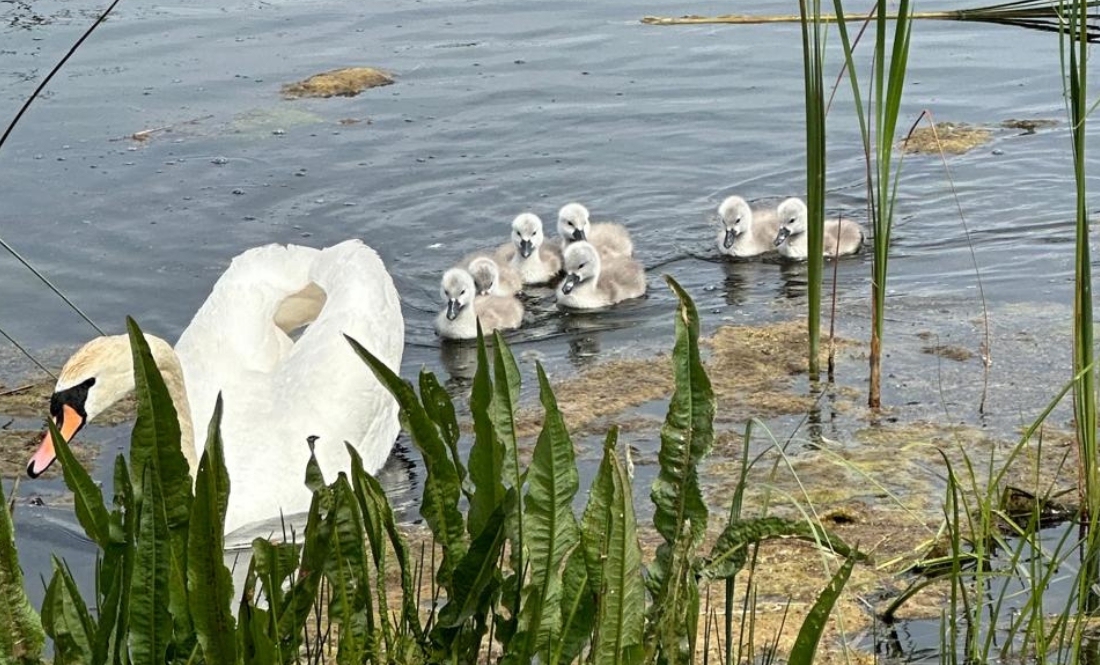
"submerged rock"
281,67,394,99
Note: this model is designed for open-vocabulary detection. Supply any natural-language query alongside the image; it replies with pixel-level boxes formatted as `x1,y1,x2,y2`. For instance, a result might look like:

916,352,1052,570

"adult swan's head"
28,333,197,478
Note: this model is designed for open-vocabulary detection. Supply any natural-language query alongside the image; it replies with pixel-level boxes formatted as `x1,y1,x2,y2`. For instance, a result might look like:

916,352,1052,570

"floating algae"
515,319,860,438
281,67,394,99
902,122,992,155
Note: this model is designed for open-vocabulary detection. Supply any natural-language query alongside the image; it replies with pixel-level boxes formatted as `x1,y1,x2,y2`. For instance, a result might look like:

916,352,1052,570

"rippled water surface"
2,0,1098,654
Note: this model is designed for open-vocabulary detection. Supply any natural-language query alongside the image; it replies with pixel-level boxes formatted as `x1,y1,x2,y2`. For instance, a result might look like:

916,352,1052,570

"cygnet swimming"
436,268,524,340
773,197,866,260
556,241,646,309
557,202,634,260
495,213,563,285
467,256,514,296
456,248,522,296
716,195,782,258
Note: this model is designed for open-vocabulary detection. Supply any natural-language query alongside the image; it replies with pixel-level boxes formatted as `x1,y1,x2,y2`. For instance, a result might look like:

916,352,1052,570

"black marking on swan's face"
50,377,95,423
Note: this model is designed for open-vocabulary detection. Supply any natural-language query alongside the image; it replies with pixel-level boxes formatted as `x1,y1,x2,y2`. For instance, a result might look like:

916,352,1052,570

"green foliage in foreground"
0,278,860,664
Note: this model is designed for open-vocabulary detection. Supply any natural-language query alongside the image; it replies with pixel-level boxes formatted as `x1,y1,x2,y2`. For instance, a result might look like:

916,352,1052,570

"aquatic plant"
0,280,860,663
798,0,828,380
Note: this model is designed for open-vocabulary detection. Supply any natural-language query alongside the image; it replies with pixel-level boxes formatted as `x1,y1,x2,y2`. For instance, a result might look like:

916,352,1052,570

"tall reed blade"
867,0,913,408
799,0,827,379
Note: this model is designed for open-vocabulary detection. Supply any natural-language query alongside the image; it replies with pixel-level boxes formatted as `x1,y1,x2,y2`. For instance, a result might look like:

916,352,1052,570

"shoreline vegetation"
4,0,1100,661
0,280,1090,663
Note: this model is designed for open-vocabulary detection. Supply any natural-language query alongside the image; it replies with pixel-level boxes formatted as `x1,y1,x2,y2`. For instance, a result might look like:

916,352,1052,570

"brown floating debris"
902,122,992,155
281,67,394,99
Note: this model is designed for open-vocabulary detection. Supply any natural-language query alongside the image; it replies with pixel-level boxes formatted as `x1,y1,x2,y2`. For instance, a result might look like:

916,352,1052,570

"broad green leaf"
468,329,506,539
346,334,468,592
129,466,172,665
582,429,644,665
108,454,135,665
0,497,44,663
418,369,466,492
325,475,374,664
435,497,509,634
350,444,423,646
492,330,524,651
701,516,864,581
42,558,94,665
555,545,594,665
50,419,110,548
125,317,193,527
510,363,580,664
187,395,238,665
126,318,193,649
647,277,715,665
788,553,858,665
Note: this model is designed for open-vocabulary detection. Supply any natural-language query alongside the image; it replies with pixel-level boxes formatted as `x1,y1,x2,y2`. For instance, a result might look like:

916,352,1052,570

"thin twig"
109,114,214,143
0,384,36,398
0,325,56,380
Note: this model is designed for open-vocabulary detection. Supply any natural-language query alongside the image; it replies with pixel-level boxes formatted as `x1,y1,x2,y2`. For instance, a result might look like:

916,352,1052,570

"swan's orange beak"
28,405,84,478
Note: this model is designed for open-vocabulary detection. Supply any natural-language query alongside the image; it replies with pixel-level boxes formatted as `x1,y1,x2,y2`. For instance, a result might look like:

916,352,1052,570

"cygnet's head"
774,197,808,247
557,203,590,242
717,195,752,249
440,268,476,321
511,213,545,259
559,241,601,294
467,256,501,295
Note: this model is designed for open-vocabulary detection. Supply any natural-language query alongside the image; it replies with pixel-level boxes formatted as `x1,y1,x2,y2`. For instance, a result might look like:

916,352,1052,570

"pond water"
1,0,1097,658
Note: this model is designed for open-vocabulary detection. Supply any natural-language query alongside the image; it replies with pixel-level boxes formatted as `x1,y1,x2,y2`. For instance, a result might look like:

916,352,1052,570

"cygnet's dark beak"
519,239,535,258
560,273,581,294
774,226,792,247
446,298,462,321
571,228,586,241
723,228,737,249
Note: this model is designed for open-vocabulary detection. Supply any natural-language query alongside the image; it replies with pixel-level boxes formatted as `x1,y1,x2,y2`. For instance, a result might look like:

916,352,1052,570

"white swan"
435,268,524,340
556,241,646,309
774,197,866,260
717,195,782,258
497,213,563,285
557,202,634,259
27,240,405,542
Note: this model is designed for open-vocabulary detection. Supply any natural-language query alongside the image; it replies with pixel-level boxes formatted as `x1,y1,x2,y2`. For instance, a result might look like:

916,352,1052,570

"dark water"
1,0,1097,656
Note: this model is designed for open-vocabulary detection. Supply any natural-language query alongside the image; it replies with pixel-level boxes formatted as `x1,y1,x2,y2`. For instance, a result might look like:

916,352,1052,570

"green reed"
828,0,912,407
1061,0,1100,621
798,0,828,380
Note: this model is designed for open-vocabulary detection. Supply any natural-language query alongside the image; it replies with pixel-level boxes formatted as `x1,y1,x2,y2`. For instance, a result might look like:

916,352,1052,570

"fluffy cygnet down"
436,268,524,340
716,195,782,258
557,202,634,260
496,212,563,285
556,241,646,309
773,197,866,260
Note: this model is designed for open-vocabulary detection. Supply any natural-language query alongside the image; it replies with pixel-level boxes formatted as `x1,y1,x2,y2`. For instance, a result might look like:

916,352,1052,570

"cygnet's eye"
578,262,587,269
460,289,467,296
533,229,540,236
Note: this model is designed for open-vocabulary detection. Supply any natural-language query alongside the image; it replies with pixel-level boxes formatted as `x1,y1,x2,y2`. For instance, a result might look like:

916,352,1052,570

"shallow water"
1,0,1098,657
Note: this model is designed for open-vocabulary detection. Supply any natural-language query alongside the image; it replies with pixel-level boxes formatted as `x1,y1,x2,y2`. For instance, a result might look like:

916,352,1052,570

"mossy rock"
281,67,394,99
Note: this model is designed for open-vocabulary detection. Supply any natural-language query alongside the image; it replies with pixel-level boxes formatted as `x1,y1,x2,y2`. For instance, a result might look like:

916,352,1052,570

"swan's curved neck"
146,336,199,479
